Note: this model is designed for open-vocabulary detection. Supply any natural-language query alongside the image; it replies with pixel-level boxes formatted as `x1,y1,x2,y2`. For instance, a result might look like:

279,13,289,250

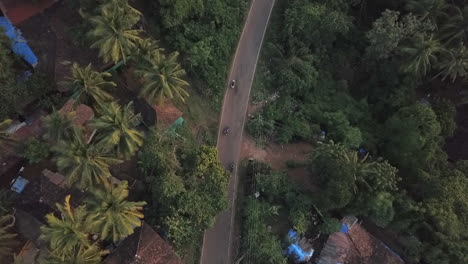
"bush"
22,138,50,164
319,217,341,234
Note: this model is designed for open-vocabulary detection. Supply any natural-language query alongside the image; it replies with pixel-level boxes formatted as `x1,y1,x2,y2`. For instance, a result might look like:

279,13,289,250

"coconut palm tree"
440,6,468,45
40,196,91,257
42,110,75,142
135,38,164,60
88,0,143,64
436,44,468,82
399,34,443,77
52,127,121,189
0,214,18,259
42,244,108,264
85,181,146,242
136,51,190,104
91,102,143,159
405,0,448,22
0,119,16,148
65,63,116,108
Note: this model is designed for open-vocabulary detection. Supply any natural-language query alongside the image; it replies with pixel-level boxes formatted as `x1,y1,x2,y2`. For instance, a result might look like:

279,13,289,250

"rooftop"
0,0,58,25
104,222,182,264
153,102,183,128
317,219,404,264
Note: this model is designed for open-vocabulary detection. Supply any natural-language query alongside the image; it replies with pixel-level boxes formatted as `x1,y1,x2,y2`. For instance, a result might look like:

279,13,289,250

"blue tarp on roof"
285,229,314,263
0,16,38,66
11,176,29,194
340,223,349,234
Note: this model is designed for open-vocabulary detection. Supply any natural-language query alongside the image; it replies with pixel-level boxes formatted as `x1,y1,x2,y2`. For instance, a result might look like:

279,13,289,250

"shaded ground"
445,103,468,160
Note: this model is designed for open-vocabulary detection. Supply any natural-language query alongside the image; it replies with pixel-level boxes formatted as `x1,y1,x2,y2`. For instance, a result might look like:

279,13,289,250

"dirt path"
200,1,276,263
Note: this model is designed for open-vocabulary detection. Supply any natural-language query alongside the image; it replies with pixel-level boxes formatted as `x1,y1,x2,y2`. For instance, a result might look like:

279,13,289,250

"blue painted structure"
340,223,349,234
285,229,314,263
0,16,38,67
11,176,29,193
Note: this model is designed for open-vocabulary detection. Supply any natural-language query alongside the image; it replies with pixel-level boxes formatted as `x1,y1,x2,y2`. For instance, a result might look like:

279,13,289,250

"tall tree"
0,215,18,259
405,0,448,22
0,119,16,148
436,44,468,82
40,196,91,257
52,127,121,189
0,28,14,84
42,110,75,142
441,6,468,45
65,63,115,108
136,51,190,104
88,0,143,63
85,181,146,242
399,34,443,77
90,102,143,159
42,244,108,264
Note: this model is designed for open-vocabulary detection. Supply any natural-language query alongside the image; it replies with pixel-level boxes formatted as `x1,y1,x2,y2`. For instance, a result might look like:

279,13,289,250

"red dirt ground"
240,134,317,190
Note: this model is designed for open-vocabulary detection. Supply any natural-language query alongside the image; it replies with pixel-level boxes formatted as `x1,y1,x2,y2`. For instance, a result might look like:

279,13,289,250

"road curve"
200,0,276,264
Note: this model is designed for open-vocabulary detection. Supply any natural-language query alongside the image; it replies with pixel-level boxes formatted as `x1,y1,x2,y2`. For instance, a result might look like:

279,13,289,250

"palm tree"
52,127,121,189
440,6,468,45
42,244,108,264
42,110,75,142
436,44,468,82
85,181,146,242
405,0,448,21
40,196,91,257
135,38,164,60
65,63,116,108
0,214,18,259
91,102,143,159
399,34,443,77
136,51,190,104
0,119,16,148
88,0,143,64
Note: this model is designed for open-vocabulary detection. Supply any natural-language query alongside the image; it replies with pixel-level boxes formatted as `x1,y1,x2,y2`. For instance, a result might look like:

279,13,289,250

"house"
104,222,183,264
153,102,183,129
0,0,59,25
317,216,405,264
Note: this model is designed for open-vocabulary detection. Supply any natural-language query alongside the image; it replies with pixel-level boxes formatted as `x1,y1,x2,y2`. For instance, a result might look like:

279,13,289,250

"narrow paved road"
200,0,276,263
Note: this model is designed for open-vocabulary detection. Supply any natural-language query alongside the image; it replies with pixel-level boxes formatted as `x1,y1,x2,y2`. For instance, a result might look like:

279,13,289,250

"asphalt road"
200,0,276,263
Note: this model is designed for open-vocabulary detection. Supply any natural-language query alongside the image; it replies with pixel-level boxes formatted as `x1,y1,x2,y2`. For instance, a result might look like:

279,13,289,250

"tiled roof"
317,222,405,264
0,0,58,25
104,222,182,264
153,102,182,128
59,99,94,126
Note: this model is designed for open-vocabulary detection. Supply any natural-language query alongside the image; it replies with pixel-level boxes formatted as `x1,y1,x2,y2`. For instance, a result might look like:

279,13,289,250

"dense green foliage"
88,0,143,63
91,102,144,159
40,183,145,261
64,63,116,108
243,0,468,262
154,0,248,102
241,161,334,263
85,181,146,242
22,138,50,164
52,127,121,189
139,127,229,249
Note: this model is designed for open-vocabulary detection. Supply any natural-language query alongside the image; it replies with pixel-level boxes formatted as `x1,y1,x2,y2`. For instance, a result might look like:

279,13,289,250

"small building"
154,102,183,129
104,222,182,264
317,216,404,264
285,229,314,263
